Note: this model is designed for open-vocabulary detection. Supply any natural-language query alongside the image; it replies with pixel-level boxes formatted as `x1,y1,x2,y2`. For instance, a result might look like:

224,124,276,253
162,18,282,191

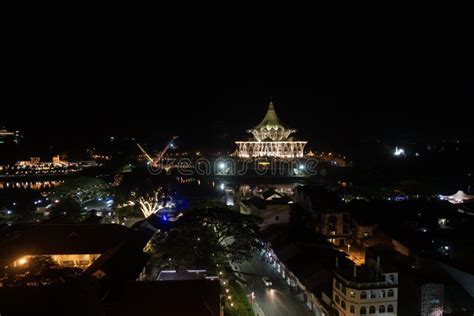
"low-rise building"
0,224,131,270
333,260,398,316
318,211,351,246
240,191,292,230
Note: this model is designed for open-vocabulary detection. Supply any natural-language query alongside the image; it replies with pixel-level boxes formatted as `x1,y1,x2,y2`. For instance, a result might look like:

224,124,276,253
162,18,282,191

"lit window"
389,274,395,283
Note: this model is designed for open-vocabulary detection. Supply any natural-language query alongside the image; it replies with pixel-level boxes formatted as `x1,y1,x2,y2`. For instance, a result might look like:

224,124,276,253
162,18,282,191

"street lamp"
347,244,351,256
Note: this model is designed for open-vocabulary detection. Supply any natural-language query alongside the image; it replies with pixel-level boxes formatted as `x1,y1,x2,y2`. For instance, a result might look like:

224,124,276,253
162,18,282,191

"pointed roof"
443,190,474,204
254,101,289,130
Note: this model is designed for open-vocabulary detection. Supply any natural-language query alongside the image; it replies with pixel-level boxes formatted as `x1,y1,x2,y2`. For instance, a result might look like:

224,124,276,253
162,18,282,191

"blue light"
162,215,168,221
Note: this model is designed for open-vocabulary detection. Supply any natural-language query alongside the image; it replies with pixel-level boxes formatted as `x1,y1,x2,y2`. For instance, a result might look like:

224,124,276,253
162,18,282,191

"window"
342,286,347,295
335,295,340,304
389,274,395,283
380,290,386,298
360,291,367,299
350,305,355,313
387,305,394,313
369,306,376,314
369,291,376,299
336,281,341,290
341,301,346,310
388,289,394,297
350,291,355,298
360,307,367,315
379,305,386,313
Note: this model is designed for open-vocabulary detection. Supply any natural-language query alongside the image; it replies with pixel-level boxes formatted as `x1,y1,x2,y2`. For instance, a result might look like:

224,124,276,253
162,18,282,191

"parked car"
262,277,272,287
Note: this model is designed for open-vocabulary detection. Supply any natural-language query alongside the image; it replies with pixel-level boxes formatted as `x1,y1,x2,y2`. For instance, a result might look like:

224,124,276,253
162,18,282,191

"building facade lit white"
235,102,307,158
333,263,398,316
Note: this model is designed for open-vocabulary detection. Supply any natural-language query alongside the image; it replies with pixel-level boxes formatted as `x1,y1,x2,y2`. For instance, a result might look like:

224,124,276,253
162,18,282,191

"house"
317,211,351,246
260,226,351,316
240,190,292,230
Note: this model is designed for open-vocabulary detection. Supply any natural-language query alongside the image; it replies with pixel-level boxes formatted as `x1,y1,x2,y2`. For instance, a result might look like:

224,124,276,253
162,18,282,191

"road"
237,254,312,316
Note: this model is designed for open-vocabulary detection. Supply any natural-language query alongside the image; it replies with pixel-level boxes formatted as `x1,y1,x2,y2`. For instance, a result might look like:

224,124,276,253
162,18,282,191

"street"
237,254,312,316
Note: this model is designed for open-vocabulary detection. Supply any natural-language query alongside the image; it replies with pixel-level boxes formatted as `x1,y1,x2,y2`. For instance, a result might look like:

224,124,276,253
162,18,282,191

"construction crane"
134,136,178,168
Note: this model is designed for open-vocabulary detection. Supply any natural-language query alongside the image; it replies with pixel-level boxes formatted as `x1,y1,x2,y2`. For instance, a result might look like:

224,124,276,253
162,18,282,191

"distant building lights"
394,147,405,156
17,257,28,266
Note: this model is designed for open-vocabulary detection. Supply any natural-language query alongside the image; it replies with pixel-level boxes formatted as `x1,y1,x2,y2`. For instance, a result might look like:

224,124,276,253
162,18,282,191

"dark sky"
2,51,473,153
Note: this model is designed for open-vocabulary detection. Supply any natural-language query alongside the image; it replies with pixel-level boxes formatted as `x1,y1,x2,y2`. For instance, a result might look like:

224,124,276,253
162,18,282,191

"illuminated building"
420,284,443,316
0,129,20,144
439,190,474,204
318,211,351,246
333,258,399,316
0,224,130,272
235,102,307,158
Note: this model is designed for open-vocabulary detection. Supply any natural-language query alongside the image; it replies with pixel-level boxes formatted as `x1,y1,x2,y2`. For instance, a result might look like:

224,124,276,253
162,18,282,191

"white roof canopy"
440,190,474,204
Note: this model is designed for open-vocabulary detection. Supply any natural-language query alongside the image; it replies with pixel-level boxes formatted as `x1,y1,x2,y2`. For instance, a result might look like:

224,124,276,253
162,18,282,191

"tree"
49,197,83,222
149,207,262,268
137,188,165,218
49,176,109,206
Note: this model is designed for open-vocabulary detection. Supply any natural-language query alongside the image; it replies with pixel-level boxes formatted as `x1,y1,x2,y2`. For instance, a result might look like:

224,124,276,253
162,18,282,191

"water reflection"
0,180,63,190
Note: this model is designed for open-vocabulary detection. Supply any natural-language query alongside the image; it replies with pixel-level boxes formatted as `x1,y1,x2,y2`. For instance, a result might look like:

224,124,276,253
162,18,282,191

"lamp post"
347,244,351,256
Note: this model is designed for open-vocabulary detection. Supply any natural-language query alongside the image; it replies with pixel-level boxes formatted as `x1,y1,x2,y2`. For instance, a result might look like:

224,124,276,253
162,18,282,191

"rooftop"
0,224,130,263
253,101,290,131
0,279,221,316
335,264,390,289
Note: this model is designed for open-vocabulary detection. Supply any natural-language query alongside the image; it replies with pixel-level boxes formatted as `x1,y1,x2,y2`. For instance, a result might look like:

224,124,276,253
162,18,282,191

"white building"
333,261,398,316
235,102,307,158
240,190,292,231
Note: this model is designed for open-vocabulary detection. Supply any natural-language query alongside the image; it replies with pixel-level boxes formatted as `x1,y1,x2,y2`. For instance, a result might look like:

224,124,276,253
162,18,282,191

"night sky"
2,53,473,153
